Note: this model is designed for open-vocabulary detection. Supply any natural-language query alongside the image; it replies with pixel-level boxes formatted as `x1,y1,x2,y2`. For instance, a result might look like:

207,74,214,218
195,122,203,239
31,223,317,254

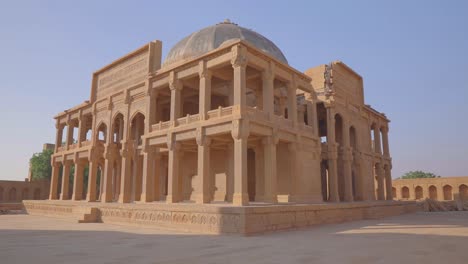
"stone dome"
163,20,288,67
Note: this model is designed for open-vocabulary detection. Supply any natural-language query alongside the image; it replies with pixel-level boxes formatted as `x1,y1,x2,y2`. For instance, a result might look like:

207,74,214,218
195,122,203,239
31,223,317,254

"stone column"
72,160,84,201
385,165,393,200
342,120,354,202
262,62,275,117
374,126,382,155
169,73,182,125
231,45,247,108
153,153,161,201
326,106,340,202
306,93,318,136
77,117,85,147
376,163,385,200
118,145,132,203
232,135,248,205
140,148,155,202
199,61,212,120
101,148,115,203
86,158,98,202
287,80,297,126
196,134,211,204
55,124,64,152
65,121,73,150
49,162,60,200
254,144,264,202
226,144,234,202
382,127,390,157
288,142,299,202
166,141,181,203
263,136,277,203
60,161,72,200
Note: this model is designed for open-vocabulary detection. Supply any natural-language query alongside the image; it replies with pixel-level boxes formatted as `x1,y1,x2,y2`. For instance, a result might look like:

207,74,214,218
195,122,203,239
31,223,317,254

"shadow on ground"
1,211,467,264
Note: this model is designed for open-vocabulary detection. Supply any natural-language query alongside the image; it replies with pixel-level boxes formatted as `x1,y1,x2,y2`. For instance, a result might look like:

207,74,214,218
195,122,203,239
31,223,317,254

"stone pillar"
342,120,354,202
196,134,211,204
288,142,299,202
169,73,182,125
262,136,277,203
262,62,274,117
101,148,115,203
287,80,297,126
65,121,73,150
118,145,132,203
374,126,382,155
86,159,98,202
55,124,64,152
231,46,247,107
254,144,264,202
385,165,393,200
382,127,390,157
77,117,85,147
72,160,84,201
306,93,318,136
166,141,181,203
140,148,155,202
232,135,248,205
199,61,212,120
60,161,71,200
326,106,340,202
154,153,162,201
226,144,234,202
376,163,385,200
49,162,60,200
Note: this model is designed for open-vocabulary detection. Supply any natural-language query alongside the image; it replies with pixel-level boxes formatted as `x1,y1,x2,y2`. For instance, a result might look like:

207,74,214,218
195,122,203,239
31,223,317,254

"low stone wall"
23,200,421,235
0,203,24,213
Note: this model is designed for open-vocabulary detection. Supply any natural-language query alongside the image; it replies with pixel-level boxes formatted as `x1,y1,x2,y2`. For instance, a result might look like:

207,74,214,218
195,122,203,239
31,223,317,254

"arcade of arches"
48,22,394,206
0,179,49,203
392,177,468,201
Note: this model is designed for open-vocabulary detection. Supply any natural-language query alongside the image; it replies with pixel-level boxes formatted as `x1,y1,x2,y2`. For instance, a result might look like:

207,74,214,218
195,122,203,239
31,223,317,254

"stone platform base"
23,200,421,235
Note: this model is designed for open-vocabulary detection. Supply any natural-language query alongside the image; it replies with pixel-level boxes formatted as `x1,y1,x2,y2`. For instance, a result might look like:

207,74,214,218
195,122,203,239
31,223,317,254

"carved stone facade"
48,22,393,210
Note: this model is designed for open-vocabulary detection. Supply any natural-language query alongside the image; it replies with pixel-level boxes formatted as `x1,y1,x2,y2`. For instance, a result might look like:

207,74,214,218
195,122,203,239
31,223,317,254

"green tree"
29,149,53,180
401,170,439,179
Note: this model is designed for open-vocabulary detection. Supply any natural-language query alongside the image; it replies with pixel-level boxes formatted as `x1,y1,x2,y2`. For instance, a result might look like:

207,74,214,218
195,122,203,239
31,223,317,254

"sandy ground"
1,212,467,264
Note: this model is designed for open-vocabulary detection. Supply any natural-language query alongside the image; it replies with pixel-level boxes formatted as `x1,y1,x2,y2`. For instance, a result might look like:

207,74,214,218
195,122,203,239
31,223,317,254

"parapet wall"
0,180,49,202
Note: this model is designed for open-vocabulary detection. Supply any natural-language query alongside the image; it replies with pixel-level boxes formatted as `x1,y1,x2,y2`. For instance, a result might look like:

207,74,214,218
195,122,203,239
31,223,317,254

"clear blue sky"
1,0,467,180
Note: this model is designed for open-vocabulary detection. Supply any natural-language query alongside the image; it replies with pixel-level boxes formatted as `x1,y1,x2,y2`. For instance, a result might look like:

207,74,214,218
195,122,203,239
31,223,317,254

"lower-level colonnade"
50,133,390,206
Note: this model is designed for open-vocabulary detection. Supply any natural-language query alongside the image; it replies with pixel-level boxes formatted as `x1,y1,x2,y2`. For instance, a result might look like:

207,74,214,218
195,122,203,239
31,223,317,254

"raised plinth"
23,200,421,235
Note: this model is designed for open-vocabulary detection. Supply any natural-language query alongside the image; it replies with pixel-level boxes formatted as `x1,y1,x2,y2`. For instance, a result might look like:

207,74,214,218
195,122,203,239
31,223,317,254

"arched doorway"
443,185,452,200
34,188,41,199
22,188,29,200
401,186,409,199
415,186,423,199
8,188,17,201
459,184,468,199
429,185,437,200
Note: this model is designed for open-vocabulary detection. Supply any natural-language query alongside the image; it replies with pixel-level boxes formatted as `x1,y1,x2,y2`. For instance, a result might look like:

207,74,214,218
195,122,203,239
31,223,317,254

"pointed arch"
415,186,423,199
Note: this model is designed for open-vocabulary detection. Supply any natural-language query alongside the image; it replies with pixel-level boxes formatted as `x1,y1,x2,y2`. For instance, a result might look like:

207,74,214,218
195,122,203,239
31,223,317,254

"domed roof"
163,20,288,67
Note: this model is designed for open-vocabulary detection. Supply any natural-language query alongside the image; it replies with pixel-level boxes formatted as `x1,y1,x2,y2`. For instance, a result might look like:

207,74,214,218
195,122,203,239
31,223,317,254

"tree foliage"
30,149,53,180
401,170,439,179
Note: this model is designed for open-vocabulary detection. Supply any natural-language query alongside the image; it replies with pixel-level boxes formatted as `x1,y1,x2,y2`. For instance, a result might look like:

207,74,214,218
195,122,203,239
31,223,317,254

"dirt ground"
1,211,467,264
